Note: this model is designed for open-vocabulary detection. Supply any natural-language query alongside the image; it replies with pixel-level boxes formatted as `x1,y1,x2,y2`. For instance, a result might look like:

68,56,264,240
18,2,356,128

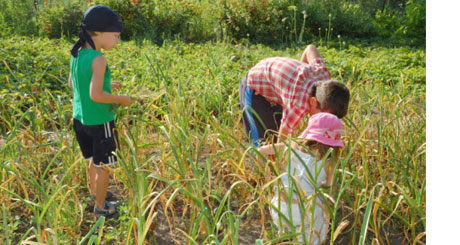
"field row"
0,37,425,243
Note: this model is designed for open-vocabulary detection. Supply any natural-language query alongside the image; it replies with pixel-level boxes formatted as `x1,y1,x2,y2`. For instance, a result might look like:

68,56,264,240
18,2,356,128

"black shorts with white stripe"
73,118,119,167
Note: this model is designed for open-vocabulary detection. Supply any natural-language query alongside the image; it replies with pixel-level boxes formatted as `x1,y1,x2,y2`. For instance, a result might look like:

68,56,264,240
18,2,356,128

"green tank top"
70,49,115,125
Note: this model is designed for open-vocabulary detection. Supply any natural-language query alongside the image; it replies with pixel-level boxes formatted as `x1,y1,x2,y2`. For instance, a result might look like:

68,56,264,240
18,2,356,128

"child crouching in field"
258,112,345,244
68,5,134,217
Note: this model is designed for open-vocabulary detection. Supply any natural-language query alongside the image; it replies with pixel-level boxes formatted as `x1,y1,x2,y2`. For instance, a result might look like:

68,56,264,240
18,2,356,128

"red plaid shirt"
247,57,330,133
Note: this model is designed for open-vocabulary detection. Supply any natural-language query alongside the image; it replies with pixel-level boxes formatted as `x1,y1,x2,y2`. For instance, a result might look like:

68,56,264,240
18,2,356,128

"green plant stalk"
117,121,155,244
36,160,79,242
298,12,307,43
327,14,332,48
359,192,374,245
293,9,297,44
79,217,105,245
211,181,248,234
329,166,356,244
376,84,386,185
88,234,97,244
329,118,367,243
2,203,10,245
96,215,105,244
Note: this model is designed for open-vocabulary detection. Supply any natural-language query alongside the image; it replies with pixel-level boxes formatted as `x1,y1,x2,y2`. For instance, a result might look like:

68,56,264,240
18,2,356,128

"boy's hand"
111,81,122,91
119,95,135,107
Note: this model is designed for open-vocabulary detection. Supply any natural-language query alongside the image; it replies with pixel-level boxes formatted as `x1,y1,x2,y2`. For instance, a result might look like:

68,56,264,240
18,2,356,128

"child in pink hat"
257,112,345,244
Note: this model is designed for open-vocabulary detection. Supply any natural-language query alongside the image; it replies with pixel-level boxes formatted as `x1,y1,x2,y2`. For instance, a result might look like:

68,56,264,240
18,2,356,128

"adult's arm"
300,44,321,64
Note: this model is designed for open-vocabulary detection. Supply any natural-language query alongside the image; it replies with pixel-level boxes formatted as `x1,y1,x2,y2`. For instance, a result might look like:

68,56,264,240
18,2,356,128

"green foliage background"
0,0,425,46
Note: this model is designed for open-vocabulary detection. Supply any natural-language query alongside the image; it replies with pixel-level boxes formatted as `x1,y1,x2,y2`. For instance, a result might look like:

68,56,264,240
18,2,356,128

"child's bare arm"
256,143,288,172
258,143,286,157
68,73,72,90
89,56,134,107
258,142,299,156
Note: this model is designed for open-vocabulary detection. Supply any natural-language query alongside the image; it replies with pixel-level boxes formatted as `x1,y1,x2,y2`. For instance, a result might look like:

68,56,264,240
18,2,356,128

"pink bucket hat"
299,112,345,148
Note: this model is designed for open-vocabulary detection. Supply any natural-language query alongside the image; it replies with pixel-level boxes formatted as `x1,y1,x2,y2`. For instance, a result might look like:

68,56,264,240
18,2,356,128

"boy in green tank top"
68,5,134,218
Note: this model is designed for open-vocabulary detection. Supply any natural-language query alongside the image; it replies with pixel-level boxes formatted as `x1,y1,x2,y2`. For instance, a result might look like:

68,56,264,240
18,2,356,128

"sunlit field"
0,36,425,244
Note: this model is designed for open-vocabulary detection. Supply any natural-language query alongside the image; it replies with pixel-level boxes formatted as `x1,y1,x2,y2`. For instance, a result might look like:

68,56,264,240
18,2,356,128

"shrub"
95,0,206,43
218,0,378,44
36,0,84,38
0,0,38,37
305,0,376,38
219,0,297,44
397,0,425,41
95,0,153,40
373,0,425,45
0,0,425,46
374,7,400,38
142,0,198,42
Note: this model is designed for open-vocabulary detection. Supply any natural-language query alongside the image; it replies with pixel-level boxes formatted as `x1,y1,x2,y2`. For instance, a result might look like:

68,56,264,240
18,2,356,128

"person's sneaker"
93,201,117,218
88,191,113,207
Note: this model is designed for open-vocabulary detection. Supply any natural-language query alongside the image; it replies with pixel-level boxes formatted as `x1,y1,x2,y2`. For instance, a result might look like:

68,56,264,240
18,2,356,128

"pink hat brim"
304,133,345,148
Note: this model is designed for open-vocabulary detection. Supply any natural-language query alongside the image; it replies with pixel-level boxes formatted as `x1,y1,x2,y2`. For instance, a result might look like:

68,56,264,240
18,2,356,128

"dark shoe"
88,190,113,207
93,201,117,218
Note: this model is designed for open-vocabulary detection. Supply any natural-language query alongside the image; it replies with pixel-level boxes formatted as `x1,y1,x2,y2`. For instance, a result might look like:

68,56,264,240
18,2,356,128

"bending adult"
239,44,350,146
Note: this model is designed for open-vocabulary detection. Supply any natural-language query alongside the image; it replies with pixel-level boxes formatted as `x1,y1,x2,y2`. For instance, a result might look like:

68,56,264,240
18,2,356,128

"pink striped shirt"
247,57,330,133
